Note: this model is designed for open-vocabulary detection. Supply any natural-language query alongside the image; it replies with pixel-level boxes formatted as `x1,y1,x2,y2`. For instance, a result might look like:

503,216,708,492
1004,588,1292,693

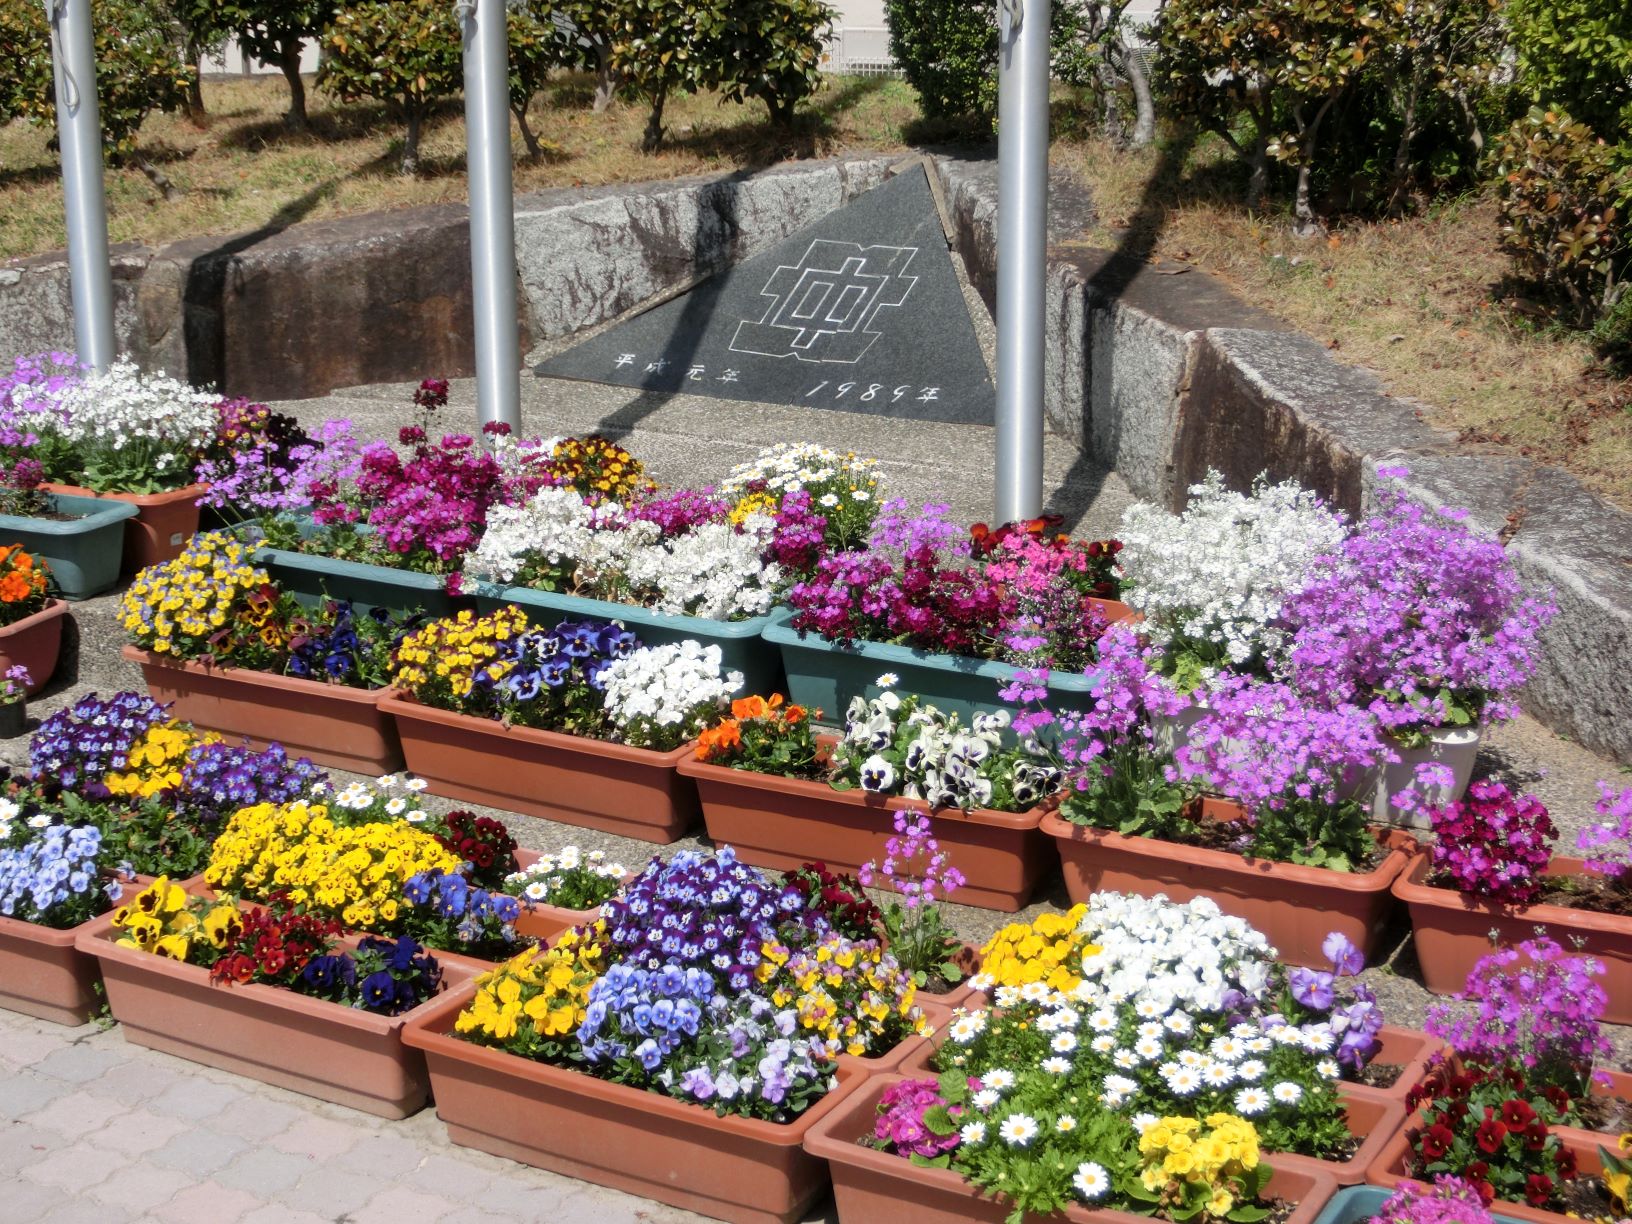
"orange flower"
784,705,808,724
729,693,788,721
695,720,742,761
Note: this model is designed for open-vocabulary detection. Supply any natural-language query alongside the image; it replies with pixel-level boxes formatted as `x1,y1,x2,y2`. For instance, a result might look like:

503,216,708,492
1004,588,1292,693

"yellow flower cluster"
120,531,269,656
1138,1114,1262,1218
204,800,460,929
111,876,242,962
756,935,926,1059
105,723,218,800
548,436,650,502
391,606,527,701
456,924,606,1048
977,905,1097,992
727,491,779,526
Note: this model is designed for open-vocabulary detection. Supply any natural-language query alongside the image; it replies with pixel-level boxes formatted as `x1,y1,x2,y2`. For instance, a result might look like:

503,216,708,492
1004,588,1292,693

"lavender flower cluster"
177,741,327,828
0,823,118,928
1285,932,1384,1072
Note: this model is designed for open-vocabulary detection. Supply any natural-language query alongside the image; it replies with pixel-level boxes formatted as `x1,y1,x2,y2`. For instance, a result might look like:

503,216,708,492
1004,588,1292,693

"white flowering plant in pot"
830,686,1062,813
878,895,1384,1219
717,441,885,558
501,846,628,910
7,358,218,494
600,640,744,752
464,487,782,621
1117,471,1347,691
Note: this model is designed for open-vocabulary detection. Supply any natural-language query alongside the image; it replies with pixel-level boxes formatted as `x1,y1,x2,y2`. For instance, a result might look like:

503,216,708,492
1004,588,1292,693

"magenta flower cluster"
1371,1178,1498,1224
858,810,967,910
1576,782,1632,885
626,487,731,538
1427,780,1557,904
1424,935,1612,1093
871,1078,964,1160
1278,479,1556,735
1044,623,1192,772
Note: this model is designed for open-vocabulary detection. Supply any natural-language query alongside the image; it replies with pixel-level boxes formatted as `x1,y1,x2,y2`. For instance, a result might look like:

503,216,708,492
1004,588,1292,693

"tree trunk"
1097,56,1126,147
764,94,796,131
1455,88,1484,160
1246,138,1269,210
513,100,542,159
641,85,668,152
1386,88,1420,216
184,34,206,120
135,155,182,201
279,40,308,131
593,44,618,112
1117,41,1155,149
401,108,423,176
1292,95,1337,236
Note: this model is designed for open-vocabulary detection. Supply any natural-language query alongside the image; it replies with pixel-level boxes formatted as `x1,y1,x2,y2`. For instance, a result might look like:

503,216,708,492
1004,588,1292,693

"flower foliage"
502,846,627,911
1427,781,1558,904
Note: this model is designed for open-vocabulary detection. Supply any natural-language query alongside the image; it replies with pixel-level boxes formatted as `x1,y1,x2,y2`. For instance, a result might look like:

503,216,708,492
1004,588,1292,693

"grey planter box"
0,493,139,599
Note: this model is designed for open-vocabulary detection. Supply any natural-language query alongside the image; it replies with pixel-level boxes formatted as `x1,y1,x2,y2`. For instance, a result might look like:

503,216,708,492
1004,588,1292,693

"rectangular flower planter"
896,1038,1401,1187
1552,1068,1632,1149
1342,1025,1444,1106
1368,1118,1607,1223
380,693,699,843
0,912,105,1026
803,1072,1340,1224
763,606,1104,730
1392,848,1632,1023
1041,811,1417,969
0,492,138,598
675,755,1051,912
403,979,867,1224
1314,1186,1528,1224
475,584,785,697
237,518,463,617
42,481,205,572
122,644,405,774
75,907,476,1118
0,598,68,694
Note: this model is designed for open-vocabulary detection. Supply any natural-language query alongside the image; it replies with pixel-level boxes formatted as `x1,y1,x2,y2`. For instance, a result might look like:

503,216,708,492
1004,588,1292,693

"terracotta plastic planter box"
676,756,1051,912
42,481,205,571
1552,1068,1632,1148
805,1072,1340,1224
0,492,137,598
763,605,1116,731
123,645,405,774
1393,849,1632,1022
476,585,785,699
1344,1025,1445,1106
0,598,68,694
382,693,699,843
1043,811,1417,969
0,911,106,1025
404,979,866,1224
1368,1120,1607,1223
75,907,476,1118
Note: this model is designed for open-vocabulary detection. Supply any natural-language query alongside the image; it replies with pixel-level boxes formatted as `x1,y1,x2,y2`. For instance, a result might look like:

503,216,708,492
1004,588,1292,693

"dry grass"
1055,136,1632,511
0,73,919,261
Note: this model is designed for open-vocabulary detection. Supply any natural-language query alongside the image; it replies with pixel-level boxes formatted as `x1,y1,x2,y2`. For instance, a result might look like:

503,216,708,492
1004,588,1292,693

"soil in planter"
1350,1061,1404,1091
1530,875,1632,919
1576,1093,1632,1135
1551,1179,1618,1220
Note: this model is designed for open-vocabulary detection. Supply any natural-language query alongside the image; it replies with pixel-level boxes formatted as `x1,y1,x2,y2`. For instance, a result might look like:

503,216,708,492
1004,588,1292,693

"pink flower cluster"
1576,782,1632,885
1427,780,1557,904
859,811,966,910
1372,1178,1498,1224
871,1078,964,1160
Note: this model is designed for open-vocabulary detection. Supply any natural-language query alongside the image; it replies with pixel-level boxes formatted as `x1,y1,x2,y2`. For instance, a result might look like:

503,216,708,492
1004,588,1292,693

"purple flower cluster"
1044,622,1193,762
176,741,327,827
0,823,117,929
600,847,806,991
1371,1178,1498,1224
578,960,713,1068
1279,479,1556,735
1174,673,1392,813
1285,932,1383,1072
1424,936,1612,1093
1428,780,1557,904
1575,782,1632,884
401,868,522,951
872,1079,964,1159
29,692,169,798
667,991,830,1117
627,487,731,537
0,351,78,449
301,934,442,1016
767,490,829,577
859,811,965,911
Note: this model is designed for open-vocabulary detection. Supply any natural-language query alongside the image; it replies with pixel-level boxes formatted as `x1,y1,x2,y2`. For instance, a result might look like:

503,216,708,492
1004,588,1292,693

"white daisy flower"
405,809,428,824
1051,1032,1078,1054
1163,1012,1193,1035
26,814,51,829
375,774,398,788
1134,999,1163,1019
994,985,1023,1009
385,797,408,816
972,1089,1000,1110
1272,1081,1304,1105
1088,1010,1118,1032
960,1121,987,1144
999,1115,1039,1146
874,671,899,688
1056,1115,1077,1133
1090,1035,1117,1054
1246,1037,1274,1054
404,777,429,792
1317,1059,1341,1080
1133,1037,1163,1061
1167,1068,1202,1096
1210,1037,1245,1061
1236,1059,1266,1082
1020,981,1051,1003
1202,1061,1235,1087
1073,1162,1110,1200
1136,1022,1165,1041
1176,1050,1204,1068
1234,1086,1270,1116
949,1015,985,1044
1130,1113,1159,1135
523,881,550,901
1042,1057,1072,1075
1301,1029,1336,1053
1112,1048,1139,1070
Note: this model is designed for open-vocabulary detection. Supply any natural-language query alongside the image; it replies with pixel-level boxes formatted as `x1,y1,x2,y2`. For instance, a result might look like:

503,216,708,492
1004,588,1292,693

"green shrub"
1496,107,1632,330
709,0,833,129
318,0,462,174
508,0,584,156
0,0,193,163
1507,0,1632,147
883,0,997,125
605,0,728,150
180,2,339,129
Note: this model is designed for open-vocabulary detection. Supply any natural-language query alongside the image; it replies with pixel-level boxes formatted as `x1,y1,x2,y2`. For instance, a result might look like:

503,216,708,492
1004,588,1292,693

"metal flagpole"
994,0,1049,524
459,0,522,434
47,0,116,373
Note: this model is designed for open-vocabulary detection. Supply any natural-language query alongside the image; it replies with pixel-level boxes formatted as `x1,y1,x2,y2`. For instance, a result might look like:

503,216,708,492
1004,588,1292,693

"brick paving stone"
146,1077,248,1122
86,1163,198,1213
7,1176,68,1223
30,1043,128,1085
212,1146,317,1195
267,1115,365,1160
0,1073,70,1121
84,1107,191,1157
86,1056,197,1102
239,1205,332,1224
277,1165,390,1217
349,1183,462,1224
333,1132,431,1179
0,1027,70,1072
439,1209,516,1224
477,1175,609,1217
210,1096,308,1143
403,1152,497,1200
0,1120,62,1175
21,1143,129,1191
22,1088,133,1136
36,1199,138,1224
161,1180,265,1224
145,1127,251,1177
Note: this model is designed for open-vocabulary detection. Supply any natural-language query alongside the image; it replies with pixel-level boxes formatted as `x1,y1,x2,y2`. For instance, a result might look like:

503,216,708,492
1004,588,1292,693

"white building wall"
199,38,321,76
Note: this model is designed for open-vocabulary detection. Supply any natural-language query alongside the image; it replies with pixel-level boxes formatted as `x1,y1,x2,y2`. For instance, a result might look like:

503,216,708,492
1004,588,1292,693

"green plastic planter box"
474,585,784,697
0,493,139,599
236,518,462,617
762,607,1101,728
1313,1186,1524,1224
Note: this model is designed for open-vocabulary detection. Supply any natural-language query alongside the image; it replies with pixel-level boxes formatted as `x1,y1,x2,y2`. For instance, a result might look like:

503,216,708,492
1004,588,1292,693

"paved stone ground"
5,366,1631,1222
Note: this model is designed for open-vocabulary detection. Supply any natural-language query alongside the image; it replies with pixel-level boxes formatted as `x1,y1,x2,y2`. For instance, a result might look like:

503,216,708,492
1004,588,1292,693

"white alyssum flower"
601,641,742,749
15,358,217,456
717,442,882,501
1118,471,1347,666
